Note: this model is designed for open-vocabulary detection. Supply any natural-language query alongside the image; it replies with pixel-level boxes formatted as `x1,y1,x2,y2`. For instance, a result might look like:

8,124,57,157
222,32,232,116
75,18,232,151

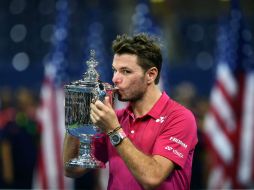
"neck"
131,85,162,117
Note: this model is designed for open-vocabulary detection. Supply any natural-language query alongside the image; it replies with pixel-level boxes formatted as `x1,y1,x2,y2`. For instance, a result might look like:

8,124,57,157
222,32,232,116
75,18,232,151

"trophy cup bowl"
64,50,115,168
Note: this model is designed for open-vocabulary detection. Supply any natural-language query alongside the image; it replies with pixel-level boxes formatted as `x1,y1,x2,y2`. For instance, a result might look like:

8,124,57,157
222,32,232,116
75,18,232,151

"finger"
90,102,97,110
91,109,101,123
94,100,105,110
90,109,99,119
91,104,101,118
104,96,111,107
90,112,96,123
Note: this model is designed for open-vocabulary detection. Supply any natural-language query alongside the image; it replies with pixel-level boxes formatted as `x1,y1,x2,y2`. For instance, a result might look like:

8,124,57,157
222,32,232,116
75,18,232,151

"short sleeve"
152,109,198,168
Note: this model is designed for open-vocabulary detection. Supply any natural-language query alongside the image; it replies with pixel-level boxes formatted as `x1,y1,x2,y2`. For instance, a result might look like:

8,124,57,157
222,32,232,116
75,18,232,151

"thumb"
104,96,112,107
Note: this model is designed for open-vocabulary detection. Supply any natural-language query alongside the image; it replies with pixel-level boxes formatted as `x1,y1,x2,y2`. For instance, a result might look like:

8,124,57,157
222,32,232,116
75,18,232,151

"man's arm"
62,133,90,177
90,99,175,190
114,128,175,190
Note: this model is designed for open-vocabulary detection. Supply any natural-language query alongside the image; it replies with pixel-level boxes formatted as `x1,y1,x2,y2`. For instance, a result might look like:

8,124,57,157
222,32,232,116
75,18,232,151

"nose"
112,72,122,85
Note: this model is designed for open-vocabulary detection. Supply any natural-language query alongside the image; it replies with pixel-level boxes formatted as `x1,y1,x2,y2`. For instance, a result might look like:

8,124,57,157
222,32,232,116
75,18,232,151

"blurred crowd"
0,82,209,189
0,87,40,189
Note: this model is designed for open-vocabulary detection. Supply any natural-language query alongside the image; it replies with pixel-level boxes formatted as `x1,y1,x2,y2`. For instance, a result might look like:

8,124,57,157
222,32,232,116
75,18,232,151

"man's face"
112,54,148,102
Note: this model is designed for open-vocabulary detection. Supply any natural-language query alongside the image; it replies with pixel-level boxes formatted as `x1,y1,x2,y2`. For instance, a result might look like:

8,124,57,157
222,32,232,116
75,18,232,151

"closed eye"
112,66,132,75
122,69,131,75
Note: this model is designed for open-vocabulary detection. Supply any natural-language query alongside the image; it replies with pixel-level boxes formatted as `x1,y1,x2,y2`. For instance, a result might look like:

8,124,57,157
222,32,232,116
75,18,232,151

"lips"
113,85,119,90
116,88,123,96
113,86,120,92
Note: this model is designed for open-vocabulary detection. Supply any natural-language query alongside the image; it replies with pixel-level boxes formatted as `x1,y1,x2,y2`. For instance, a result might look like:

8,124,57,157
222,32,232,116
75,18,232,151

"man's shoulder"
167,97,193,113
164,98,196,126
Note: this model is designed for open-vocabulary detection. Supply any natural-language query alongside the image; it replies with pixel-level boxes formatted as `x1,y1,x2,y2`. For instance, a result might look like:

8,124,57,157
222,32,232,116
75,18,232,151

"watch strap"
117,130,127,139
107,126,121,136
109,129,127,147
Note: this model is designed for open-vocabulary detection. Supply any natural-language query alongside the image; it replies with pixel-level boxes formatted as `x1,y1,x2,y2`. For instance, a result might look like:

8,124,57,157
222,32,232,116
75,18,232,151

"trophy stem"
65,135,105,169
79,135,105,168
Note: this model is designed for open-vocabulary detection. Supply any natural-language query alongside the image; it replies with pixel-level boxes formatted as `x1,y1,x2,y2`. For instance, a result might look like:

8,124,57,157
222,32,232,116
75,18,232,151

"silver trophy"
64,50,115,168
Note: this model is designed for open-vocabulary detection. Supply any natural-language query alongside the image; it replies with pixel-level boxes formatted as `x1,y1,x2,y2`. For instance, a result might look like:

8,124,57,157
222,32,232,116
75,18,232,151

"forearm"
90,99,174,188
115,131,173,189
63,133,89,177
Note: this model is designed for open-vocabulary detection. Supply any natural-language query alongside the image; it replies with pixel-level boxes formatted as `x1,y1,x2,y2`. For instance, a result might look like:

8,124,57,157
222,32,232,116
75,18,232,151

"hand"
90,96,119,133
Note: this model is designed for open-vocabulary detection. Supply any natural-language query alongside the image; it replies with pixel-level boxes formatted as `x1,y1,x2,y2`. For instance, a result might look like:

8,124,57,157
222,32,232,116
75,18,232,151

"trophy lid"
65,49,102,88
82,49,100,83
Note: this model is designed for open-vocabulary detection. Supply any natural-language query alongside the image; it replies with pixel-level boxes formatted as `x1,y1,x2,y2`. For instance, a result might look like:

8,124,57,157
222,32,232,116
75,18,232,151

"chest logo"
155,116,166,123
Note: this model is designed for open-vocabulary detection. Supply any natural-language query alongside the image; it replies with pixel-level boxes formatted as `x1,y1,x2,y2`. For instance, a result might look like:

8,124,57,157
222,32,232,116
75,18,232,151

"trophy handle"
100,82,116,106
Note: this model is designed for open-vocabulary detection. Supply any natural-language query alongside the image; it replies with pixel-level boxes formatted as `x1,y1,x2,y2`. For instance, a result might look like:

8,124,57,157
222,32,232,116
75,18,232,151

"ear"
146,67,158,84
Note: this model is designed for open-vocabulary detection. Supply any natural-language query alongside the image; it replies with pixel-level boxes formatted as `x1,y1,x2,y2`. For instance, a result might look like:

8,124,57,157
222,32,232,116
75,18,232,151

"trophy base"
65,156,105,169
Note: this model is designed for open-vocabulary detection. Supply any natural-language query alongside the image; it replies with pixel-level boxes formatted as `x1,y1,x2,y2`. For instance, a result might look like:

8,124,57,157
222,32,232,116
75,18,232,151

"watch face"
110,130,126,146
111,134,120,145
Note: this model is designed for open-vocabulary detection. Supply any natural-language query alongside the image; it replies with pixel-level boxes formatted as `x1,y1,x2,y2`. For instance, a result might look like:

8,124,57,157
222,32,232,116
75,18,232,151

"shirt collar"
125,91,170,119
147,91,170,119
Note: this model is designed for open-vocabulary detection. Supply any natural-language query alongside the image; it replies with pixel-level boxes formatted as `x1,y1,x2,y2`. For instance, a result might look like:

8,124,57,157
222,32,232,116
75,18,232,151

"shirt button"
131,130,135,134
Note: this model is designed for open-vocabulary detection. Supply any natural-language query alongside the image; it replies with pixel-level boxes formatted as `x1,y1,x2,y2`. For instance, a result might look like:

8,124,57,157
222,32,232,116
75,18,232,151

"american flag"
33,0,73,189
204,0,254,188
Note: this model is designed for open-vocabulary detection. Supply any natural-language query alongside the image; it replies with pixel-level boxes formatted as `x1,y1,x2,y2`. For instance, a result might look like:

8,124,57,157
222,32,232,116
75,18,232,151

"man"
63,33,198,190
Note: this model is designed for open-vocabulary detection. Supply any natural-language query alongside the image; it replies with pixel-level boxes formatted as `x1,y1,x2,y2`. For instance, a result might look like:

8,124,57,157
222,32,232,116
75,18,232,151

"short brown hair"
112,33,162,84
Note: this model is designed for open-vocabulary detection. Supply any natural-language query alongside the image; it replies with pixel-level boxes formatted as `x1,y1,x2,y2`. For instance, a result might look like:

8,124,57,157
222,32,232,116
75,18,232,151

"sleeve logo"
165,146,184,158
169,137,188,148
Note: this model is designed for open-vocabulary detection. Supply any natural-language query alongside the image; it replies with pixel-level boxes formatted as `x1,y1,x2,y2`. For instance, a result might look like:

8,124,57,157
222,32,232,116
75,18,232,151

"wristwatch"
109,130,127,147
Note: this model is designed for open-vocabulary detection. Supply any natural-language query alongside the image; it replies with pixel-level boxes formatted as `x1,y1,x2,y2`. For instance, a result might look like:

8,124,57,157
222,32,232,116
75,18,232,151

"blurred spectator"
191,97,209,189
74,170,101,190
0,86,101,190
172,81,197,109
0,87,15,188
0,87,40,189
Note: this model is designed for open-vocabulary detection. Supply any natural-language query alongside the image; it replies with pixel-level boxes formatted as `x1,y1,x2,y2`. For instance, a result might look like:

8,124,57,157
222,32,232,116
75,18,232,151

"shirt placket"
128,113,136,140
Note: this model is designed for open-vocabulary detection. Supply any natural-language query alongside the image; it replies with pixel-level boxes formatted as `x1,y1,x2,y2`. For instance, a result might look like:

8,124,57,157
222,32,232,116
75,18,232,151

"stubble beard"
117,86,146,102
116,75,147,102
